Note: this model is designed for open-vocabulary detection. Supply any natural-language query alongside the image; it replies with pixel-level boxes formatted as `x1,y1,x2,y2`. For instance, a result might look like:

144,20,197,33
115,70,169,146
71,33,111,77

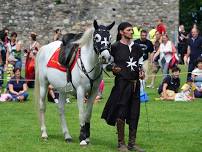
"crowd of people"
0,27,63,102
131,19,202,102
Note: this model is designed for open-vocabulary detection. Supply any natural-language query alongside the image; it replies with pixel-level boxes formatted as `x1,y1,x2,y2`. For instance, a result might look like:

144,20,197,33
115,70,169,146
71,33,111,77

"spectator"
0,31,6,91
178,24,188,64
148,26,157,44
134,30,154,81
8,68,29,102
184,28,202,80
53,29,62,41
175,78,196,101
147,31,162,88
94,80,105,103
153,34,177,78
155,18,167,35
3,27,10,45
47,85,59,103
6,32,22,69
132,25,142,40
191,57,202,98
25,32,40,88
158,66,181,100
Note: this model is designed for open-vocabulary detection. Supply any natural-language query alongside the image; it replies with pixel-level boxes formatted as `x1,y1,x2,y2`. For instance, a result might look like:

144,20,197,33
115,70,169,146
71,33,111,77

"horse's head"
93,20,115,64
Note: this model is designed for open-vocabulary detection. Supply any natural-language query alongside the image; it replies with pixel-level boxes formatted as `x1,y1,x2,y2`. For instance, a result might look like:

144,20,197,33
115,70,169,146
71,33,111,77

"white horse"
35,20,115,145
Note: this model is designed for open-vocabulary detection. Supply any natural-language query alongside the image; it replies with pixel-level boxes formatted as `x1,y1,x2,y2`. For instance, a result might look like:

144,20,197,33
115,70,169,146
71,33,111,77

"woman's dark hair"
31,33,37,41
116,22,132,41
55,29,61,34
13,67,21,73
171,66,181,73
11,32,17,37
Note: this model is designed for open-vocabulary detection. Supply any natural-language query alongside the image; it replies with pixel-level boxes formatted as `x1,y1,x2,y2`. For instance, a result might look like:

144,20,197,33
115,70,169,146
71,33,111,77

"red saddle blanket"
47,47,80,72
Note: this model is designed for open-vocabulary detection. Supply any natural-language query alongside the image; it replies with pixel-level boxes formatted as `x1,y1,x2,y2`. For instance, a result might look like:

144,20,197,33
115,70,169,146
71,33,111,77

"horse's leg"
39,84,48,139
83,92,97,143
77,87,88,145
58,92,72,142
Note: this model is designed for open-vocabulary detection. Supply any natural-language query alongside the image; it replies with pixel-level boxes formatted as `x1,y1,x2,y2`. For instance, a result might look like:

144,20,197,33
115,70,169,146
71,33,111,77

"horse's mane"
74,27,94,47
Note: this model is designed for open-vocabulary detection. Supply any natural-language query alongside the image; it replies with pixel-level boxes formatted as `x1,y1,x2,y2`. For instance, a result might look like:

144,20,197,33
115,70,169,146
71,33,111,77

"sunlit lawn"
0,65,202,152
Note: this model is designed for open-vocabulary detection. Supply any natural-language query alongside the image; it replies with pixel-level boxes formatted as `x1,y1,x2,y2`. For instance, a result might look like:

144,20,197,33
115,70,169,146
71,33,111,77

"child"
191,57,202,98
175,78,196,101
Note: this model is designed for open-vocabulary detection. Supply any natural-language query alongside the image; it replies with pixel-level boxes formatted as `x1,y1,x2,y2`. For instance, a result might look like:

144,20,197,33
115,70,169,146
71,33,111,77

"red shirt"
156,23,166,34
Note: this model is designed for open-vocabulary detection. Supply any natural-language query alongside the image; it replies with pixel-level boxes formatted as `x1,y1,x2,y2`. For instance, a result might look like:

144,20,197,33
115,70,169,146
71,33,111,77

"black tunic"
101,41,143,127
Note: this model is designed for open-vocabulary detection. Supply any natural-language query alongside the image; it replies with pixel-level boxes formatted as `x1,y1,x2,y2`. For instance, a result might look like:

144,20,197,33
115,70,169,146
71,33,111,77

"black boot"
128,128,145,152
117,119,128,151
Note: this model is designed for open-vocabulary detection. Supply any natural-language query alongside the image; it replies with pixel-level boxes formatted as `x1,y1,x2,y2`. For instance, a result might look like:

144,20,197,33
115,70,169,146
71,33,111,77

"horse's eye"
94,34,101,42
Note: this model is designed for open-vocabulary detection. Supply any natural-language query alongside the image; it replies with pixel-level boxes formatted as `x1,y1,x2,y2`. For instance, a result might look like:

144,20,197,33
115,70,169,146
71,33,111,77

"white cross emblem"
101,37,109,46
126,57,137,71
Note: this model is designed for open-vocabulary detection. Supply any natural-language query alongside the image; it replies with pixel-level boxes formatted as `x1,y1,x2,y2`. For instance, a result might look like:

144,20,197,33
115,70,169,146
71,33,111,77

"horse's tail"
35,52,41,117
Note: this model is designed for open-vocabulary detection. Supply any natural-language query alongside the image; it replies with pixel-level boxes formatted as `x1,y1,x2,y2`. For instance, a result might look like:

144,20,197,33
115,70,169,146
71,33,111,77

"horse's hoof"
65,138,72,143
41,136,48,141
85,138,90,144
80,140,88,146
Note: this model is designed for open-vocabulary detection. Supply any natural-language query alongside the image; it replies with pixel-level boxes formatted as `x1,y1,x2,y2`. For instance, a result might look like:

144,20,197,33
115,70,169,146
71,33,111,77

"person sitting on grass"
175,78,196,101
158,66,181,100
47,84,59,103
191,57,202,98
8,68,29,102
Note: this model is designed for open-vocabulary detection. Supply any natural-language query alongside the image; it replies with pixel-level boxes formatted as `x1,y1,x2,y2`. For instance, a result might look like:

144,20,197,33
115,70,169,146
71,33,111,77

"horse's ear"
93,20,99,30
107,21,115,30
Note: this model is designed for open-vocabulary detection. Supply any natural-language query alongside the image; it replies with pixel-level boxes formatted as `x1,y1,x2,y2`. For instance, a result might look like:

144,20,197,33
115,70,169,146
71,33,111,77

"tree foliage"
180,0,202,31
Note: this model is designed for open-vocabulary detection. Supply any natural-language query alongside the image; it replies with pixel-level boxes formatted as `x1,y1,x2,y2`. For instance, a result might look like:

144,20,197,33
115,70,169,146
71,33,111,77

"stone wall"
0,0,179,46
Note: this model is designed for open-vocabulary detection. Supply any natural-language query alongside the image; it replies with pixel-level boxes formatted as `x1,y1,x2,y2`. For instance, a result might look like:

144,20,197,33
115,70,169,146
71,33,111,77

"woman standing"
25,32,40,88
153,34,177,77
101,22,145,152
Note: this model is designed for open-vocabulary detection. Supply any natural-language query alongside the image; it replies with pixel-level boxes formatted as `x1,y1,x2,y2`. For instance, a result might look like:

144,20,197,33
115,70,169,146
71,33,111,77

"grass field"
0,65,202,152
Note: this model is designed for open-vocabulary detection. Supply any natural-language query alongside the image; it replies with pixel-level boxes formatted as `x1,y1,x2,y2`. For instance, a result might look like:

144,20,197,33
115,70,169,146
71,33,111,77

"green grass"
0,65,202,152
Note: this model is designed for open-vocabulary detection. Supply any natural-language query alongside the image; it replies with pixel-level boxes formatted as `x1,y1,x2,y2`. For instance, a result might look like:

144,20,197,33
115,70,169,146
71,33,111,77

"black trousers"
187,62,195,80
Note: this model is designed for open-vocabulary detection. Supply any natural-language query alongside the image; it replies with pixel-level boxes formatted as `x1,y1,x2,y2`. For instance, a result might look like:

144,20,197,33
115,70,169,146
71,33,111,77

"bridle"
77,29,111,95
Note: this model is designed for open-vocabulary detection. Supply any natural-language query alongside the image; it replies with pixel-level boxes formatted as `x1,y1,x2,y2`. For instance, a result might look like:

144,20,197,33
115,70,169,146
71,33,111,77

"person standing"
6,32,22,69
178,24,188,64
153,34,177,78
184,28,202,80
53,29,62,41
101,22,145,152
155,18,166,35
25,32,40,88
134,30,154,81
147,31,162,88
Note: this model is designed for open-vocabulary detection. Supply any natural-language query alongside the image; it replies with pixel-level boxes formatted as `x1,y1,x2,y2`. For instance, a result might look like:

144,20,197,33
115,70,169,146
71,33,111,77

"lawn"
0,65,202,152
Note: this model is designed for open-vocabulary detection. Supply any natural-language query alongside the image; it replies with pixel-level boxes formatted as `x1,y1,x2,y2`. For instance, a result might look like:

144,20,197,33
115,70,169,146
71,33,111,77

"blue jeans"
194,90,202,98
161,62,169,78
15,60,22,69
187,62,195,80
10,92,29,101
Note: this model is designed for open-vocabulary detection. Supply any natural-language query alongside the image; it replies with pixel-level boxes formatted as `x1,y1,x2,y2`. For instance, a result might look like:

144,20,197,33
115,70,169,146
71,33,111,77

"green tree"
180,0,202,31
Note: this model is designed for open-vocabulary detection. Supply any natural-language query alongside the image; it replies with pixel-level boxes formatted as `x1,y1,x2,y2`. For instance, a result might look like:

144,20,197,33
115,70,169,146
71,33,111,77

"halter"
93,29,111,55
